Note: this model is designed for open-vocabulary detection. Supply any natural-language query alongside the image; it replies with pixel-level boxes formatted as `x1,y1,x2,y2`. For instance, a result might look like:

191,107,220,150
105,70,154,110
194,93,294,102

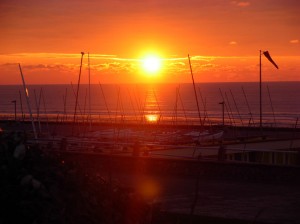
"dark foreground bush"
0,131,151,224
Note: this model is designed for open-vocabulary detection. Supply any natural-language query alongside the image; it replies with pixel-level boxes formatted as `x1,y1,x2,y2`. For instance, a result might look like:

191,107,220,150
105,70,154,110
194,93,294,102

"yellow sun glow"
142,56,161,74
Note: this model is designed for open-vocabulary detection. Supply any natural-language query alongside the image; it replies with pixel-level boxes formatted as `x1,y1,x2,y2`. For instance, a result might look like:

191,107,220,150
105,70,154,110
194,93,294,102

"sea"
1,82,300,128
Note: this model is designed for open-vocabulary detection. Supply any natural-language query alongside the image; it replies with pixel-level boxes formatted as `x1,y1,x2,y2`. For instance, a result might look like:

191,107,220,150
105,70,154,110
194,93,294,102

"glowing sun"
142,56,161,74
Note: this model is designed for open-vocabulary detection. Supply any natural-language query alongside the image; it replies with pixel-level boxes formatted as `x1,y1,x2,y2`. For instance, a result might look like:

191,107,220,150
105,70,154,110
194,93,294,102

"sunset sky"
0,0,299,84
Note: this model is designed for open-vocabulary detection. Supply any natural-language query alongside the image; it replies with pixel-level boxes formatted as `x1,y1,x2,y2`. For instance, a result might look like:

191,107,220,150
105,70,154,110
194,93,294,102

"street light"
219,101,225,126
11,100,17,121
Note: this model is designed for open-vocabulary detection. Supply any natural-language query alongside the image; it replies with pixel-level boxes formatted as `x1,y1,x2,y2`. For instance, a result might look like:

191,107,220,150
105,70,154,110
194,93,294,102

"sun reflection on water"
145,114,159,123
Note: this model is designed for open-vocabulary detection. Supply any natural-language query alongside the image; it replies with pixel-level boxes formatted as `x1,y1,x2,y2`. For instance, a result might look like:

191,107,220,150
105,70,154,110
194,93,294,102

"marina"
2,117,300,223
1,81,300,223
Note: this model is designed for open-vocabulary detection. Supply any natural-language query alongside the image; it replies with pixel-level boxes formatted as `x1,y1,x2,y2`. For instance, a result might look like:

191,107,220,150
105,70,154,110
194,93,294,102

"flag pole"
259,50,262,128
259,50,278,128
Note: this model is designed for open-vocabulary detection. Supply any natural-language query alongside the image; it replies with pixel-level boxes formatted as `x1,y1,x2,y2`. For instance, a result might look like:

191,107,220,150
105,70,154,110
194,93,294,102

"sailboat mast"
267,85,277,127
19,64,38,140
242,87,254,126
72,52,84,132
188,54,202,126
19,90,24,121
99,82,112,122
34,89,42,134
88,52,92,128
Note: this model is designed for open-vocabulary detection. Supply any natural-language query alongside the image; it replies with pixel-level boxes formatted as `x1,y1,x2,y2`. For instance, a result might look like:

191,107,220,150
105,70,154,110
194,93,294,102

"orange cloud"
231,1,250,7
1,53,300,84
290,40,299,44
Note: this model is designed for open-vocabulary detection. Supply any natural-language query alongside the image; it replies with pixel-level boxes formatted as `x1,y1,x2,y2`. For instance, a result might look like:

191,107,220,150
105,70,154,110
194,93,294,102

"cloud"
164,61,187,74
189,55,216,62
22,63,74,72
0,62,80,74
168,62,186,67
91,61,136,74
201,63,218,69
0,63,19,67
237,2,250,7
231,1,250,7
289,39,299,44
0,53,117,60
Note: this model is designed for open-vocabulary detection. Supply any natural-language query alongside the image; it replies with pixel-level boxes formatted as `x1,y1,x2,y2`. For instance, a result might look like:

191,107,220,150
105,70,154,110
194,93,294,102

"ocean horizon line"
1,80,300,86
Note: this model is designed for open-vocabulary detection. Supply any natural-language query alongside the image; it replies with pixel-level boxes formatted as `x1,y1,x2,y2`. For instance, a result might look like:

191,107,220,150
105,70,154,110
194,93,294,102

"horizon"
1,80,300,86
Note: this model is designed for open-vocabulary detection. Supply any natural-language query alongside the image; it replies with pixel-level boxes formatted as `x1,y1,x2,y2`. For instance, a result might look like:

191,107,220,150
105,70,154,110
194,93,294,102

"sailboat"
184,130,224,142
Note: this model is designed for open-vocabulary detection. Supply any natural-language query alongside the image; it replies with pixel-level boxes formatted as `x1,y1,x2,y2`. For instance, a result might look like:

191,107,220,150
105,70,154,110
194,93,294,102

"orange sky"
0,0,299,84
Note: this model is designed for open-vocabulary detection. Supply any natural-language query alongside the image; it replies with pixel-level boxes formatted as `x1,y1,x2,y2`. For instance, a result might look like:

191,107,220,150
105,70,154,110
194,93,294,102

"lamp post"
219,101,225,126
11,100,16,121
